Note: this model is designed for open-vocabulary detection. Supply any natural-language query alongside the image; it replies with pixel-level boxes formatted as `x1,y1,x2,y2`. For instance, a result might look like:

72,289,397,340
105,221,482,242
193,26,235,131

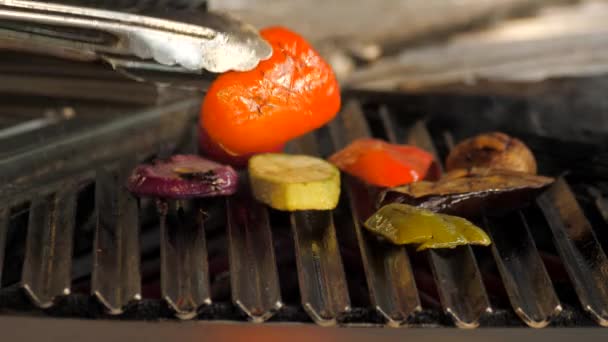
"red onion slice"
126,154,238,199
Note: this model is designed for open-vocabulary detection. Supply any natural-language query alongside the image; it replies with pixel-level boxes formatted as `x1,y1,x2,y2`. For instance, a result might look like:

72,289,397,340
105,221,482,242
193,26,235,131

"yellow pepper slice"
441,215,492,246
363,203,434,244
364,203,491,250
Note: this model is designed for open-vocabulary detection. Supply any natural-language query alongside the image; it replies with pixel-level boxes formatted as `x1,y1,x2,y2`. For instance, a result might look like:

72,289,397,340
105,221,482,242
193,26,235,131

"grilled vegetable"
328,138,438,188
378,168,554,218
200,26,341,163
364,203,491,250
126,155,238,199
446,132,537,174
248,153,340,211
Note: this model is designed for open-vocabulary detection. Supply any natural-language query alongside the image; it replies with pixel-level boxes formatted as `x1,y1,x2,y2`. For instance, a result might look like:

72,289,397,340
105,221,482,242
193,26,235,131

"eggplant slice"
378,167,554,218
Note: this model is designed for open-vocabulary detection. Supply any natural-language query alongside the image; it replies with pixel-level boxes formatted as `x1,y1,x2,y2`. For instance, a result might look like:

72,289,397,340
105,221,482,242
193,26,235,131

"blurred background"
28,0,608,89
209,0,608,89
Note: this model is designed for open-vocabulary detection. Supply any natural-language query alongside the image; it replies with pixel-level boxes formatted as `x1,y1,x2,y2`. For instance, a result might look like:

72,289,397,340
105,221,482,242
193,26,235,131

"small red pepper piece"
328,138,438,187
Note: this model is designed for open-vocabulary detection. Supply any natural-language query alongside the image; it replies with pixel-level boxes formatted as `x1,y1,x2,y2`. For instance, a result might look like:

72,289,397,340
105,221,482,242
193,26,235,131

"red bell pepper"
328,138,438,187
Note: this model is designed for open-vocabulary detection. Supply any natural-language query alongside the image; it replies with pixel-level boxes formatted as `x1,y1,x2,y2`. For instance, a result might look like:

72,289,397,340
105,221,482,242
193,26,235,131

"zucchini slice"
248,153,341,211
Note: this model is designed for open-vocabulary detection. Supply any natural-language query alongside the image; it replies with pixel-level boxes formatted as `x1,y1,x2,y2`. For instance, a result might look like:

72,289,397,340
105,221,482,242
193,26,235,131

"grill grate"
21,187,77,308
405,117,559,328
226,193,282,322
330,101,426,326
91,165,142,314
538,179,608,325
0,91,607,328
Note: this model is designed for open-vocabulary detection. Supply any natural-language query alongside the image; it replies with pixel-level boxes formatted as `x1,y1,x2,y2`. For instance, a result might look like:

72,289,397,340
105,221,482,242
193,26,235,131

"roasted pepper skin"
200,26,341,161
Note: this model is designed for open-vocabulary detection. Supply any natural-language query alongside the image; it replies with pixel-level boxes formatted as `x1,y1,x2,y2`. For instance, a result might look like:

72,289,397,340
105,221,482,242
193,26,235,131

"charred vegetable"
446,132,537,174
200,26,340,166
126,155,238,199
378,168,554,217
249,153,341,211
364,203,491,250
328,138,438,188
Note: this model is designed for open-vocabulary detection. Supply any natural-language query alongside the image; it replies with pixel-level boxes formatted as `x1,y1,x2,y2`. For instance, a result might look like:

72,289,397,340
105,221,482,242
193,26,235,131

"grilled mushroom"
446,132,537,174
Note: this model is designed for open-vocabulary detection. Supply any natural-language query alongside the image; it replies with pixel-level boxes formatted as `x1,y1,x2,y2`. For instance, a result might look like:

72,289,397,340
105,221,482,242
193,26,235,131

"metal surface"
0,52,166,103
291,210,351,326
588,187,608,224
0,97,200,206
0,0,271,73
427,248,491,328
289,133,351,326
0,208,7,285
538,178,608,326
405,120,491,329
345,176,422,326
21,186,77,308
159,199,211,319
92,164,141,314
154,105,202,323
328,101,421,327
227,194,282,322
483,213,562,328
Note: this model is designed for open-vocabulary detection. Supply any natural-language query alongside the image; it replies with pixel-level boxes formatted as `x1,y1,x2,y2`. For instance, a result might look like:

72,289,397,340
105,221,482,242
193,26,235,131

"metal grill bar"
405,121,442,171
0,74,161,105
159,199,211,320
291,210,350,326
290,132,350,326
538,178,608,326
227,194,282,322
483,213,561,327
154,123,211,320
329,100,421,326
337,100,373,143
21,187,77,308
91,164,141,314
346,176,422,326
588,187,608,224
0,208,8,285
405,122,491,328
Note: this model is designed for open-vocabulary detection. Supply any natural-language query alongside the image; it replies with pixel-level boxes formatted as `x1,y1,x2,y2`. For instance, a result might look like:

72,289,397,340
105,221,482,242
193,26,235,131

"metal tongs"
0,0,272,74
